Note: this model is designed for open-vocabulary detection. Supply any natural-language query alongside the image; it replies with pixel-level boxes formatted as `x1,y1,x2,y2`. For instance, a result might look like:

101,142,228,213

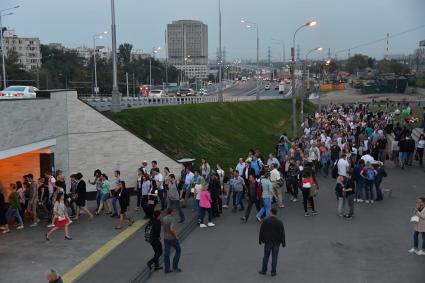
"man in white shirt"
235,158,246,176
153,168,165,210
337,153,350,179
267,154,280,169
182,168,194,208
270,164,284,208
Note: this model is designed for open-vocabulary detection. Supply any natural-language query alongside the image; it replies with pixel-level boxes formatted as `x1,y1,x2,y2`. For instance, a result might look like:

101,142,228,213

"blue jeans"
168,200,185,222
226,187,234,206
355,179,364,200
374,179,383,200
261,244,280,273
256,197,272,219
235,191,244,210
6,208,23,225
413,231,425,250
364,180,374,201
164,238,181,271
112,196,119,214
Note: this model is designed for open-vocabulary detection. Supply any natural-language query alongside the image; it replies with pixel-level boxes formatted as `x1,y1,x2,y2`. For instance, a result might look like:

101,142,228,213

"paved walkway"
147,164,425,283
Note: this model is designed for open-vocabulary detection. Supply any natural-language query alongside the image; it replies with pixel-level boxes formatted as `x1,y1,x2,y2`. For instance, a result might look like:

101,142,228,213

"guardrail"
80,94,281,111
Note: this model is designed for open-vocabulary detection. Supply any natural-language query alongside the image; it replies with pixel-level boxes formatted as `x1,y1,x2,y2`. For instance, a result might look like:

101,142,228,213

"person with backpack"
343,172,356,219
361,162,377,204
301,168,318,217
241,174,261,223
286,158,300,202
146,210,163,271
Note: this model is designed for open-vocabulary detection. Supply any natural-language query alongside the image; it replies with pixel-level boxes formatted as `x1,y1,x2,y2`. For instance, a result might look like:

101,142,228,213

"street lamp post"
150,47,161,86
291,19,316,139
110,0,121,112
92,31,107,98
301,46,322,122
218,0,223,102
318,59,331,113
241,19,260,100
0,5,19,89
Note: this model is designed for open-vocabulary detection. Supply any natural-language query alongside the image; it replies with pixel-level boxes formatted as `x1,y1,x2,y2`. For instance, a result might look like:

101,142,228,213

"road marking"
62,219,148,283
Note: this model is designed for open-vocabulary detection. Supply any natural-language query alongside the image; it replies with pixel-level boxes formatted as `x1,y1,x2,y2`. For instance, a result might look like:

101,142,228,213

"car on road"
176,88,195,97
148,89,167,98
274,85,279,90
0,85,38,99
199,88,208,96
264,84,271,90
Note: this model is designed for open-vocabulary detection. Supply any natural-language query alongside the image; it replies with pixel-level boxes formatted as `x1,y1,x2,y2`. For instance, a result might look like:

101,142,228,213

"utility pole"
110,0,121,112
218,0,223,102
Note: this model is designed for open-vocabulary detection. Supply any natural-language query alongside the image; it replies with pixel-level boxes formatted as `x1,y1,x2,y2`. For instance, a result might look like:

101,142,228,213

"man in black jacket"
147,210,163,271
258,208,286,276
241,174,261,223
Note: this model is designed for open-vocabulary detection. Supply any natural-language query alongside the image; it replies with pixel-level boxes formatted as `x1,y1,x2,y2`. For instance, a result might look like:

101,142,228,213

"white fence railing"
80,95,283,111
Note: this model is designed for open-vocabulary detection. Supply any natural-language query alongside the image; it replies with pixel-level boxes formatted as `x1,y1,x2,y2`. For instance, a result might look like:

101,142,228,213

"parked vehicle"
208,81,213,85
264,84,271,90
0,86,38,99
274,84,279,90
199,88,208,96
148,89,167,98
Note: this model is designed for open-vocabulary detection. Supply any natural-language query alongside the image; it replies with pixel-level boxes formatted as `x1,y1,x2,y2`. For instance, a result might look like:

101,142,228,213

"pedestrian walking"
343,173,355,219
46,192,72,240
241,174,261,222
95,174,112,216
74,173,94,220
162,208,182,273
88,169,102,211
301,168,318,217
167,174,185,223
258,208,286,277
146,210,163,271
361,162,377,204
199,186,215,228
256,173,277,221
115,181,134,229
409,197,425,255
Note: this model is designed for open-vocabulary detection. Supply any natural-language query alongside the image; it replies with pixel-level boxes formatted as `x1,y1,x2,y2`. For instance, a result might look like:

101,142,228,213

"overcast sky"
2,0,425,61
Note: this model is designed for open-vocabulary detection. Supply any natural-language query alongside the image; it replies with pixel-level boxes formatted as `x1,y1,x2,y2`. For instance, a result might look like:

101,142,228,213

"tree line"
0,42,179,94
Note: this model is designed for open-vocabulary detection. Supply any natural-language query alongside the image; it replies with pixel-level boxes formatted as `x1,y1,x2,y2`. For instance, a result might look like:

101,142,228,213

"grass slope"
106,100,314,169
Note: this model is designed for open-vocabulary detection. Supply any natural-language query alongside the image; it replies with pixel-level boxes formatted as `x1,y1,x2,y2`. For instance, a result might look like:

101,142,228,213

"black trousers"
147,239,163,268
245,198,261,220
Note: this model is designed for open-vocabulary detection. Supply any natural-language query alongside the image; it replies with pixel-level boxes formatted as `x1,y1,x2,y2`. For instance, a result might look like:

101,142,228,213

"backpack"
144,221,153,243
332,160,339,179
365,168,375,181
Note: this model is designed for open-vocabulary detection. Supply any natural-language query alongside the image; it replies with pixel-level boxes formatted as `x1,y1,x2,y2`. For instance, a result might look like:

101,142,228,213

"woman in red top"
301,167,318,217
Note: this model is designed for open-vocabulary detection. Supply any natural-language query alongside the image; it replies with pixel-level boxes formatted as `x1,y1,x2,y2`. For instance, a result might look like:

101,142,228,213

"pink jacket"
199,190,212,208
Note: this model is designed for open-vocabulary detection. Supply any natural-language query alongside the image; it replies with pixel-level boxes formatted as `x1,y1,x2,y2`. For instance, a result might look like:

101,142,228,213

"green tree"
377,59,410,75
118,43,133,69
346,54,370,74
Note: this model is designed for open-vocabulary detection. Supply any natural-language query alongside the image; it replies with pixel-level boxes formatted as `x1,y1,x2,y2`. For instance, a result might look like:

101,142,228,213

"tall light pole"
183,55,191,86
318,59,331,113
150,47,161,86
291,19,316,139
92,31,108,98
301,46,322,122
241,19,260,100
110,0,121,112
0,5,19,89
218,0,223,102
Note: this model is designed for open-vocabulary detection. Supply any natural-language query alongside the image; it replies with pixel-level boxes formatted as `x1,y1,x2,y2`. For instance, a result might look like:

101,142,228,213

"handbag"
410,215,419,223
310,184,319,197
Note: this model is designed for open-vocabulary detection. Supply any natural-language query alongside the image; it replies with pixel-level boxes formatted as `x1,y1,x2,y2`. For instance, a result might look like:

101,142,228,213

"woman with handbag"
46,192,72,240
408,197,425,255
301,167,318,217
146,176,158,220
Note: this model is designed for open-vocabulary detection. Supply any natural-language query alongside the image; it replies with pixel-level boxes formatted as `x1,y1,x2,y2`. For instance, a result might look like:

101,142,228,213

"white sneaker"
365,200,370,204
408,248,418,254
370,200,374,204
200,224,207,228
207,222,215,227
256,216,262,222
29,223,38,227
416,250,425,255
222,205,228,208
16,225,24,230
292,198,298,203
68,220,73,225
357,199,364,203
47,223,55,228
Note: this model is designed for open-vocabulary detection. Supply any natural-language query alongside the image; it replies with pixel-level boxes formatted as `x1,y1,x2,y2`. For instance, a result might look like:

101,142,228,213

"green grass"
105,100,315,169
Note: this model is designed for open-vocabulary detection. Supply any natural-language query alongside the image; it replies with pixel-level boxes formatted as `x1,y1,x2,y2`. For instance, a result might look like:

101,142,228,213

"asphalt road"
223,80,290,97
147,164,425,283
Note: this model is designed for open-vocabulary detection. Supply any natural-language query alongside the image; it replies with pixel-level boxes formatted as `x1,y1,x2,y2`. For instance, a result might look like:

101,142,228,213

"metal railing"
80,94,282,111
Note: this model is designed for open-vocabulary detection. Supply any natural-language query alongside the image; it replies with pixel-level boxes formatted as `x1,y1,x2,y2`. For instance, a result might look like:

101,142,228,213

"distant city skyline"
1,0,424,61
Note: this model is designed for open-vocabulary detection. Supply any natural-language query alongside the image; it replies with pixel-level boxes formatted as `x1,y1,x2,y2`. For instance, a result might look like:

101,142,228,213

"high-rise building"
1,29,41,71
167,20,208,79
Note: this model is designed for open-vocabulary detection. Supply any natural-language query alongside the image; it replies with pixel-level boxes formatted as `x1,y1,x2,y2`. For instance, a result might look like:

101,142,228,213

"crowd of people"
2,102,425,281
